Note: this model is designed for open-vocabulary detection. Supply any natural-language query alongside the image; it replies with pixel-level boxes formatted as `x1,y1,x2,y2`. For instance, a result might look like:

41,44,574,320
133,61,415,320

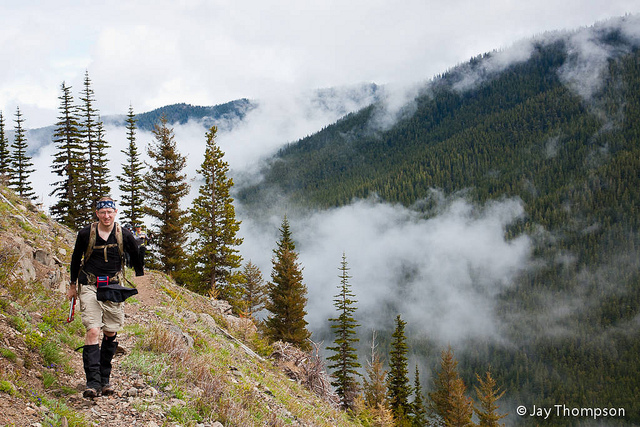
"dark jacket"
70,223,144,285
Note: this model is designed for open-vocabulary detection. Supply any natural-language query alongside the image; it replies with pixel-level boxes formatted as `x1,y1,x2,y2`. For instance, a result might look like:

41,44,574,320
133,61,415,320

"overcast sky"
1,1,639,128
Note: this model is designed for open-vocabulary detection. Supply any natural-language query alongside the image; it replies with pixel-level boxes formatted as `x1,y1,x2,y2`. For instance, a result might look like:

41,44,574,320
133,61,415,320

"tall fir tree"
9,107,35,200
0,111,10,178
188,126,243,302
240,261,267,318
387,314,412,426
93,119,111,196
429,346,470,426
412,365,427,427
145,115,189,276
50,82,87,228
448,377,474,427
363,331,388,410
327,252,361,410
78,70,110,216
118,105,145,227
474,370,507,427
265,216,312,351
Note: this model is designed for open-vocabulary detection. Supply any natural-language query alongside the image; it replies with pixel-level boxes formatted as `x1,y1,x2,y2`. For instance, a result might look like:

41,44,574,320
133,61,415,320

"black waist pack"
96,276,138,303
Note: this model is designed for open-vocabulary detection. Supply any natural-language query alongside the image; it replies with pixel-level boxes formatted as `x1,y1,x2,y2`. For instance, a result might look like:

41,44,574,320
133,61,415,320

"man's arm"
122,228,144,276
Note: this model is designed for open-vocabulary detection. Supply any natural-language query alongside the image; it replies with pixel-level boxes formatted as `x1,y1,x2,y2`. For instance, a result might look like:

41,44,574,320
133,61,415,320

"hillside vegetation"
240,18,640,426
0,186,358,426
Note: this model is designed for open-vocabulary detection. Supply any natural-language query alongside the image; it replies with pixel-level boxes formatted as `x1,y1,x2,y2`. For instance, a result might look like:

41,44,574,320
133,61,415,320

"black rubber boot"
100,334,118,396
82,344,101,398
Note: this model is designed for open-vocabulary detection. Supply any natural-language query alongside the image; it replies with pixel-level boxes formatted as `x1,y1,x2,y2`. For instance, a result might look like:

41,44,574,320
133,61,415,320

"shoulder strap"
83,222,99,266
115,223,124,257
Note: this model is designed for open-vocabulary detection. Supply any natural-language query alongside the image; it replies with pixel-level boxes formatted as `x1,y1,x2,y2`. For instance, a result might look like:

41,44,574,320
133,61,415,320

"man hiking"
67,197,144,398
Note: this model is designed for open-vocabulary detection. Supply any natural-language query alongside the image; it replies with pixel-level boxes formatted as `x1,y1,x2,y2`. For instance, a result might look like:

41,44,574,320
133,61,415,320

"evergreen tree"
93,119,111,196
0,111,10,178
474,370,507,427
145,115,189,276
264,216,312,351
118,105,145,227
188,125,243,302
78,70,110,216
363,331,388,410
429,346,471,427
387,315,412,425
50,82,86,228
327,252,361,409
9,107,35,199
412,365,427,427
448,377,474,427
240,261,267,318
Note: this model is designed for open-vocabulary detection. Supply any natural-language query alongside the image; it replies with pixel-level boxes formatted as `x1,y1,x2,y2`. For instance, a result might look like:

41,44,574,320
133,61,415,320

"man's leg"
100,331,118,395
82,327,101,397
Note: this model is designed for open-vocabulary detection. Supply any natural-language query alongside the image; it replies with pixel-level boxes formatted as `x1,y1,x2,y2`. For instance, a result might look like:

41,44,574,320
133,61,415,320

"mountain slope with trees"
240,17,640,425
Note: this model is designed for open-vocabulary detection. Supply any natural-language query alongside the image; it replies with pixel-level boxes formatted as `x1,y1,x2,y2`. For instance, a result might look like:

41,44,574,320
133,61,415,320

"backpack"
80,222,132,287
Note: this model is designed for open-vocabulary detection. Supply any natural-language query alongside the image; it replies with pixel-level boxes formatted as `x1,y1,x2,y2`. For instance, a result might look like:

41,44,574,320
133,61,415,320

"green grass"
0,380,17,396
0,347,17,362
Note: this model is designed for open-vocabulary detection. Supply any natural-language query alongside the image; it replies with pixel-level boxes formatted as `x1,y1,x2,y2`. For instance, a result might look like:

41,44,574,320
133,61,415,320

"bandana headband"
96,200,116,210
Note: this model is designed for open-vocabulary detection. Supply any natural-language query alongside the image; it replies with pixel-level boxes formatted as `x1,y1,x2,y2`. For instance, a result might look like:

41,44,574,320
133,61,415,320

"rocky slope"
0,187,358,427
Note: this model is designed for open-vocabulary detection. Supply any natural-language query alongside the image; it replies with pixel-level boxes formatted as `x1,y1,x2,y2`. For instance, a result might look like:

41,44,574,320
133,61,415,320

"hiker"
133,225,148,268
67,197,144,398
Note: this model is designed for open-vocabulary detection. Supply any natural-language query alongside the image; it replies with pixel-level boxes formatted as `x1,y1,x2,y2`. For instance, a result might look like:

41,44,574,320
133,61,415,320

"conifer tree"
387,314,412,426
188,125,243,301
118,105,145,227
145,115,189,276
474,370,507,427
363,331,388,410
240,261,267,318
429,346,471,426
412,365,427,427
78,70,110,217
9,107,36,200
50,82,86,228
265,216,312,351
0,111,10,179
448,377,474,427
327,252,361,409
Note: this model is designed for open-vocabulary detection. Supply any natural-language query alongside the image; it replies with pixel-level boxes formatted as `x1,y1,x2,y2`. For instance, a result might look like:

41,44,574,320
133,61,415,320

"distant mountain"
241,15,640,424
102,98,256,132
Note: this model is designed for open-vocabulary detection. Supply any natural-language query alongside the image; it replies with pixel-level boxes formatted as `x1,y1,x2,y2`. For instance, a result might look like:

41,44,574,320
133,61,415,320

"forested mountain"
240,17,640,425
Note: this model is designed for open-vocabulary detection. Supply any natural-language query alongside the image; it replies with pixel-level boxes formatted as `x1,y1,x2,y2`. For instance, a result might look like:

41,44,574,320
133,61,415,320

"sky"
1,0,639,128
2,1,640,349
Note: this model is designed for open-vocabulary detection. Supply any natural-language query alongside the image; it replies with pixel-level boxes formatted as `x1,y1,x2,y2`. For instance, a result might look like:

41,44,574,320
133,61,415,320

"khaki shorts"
79,284,125,333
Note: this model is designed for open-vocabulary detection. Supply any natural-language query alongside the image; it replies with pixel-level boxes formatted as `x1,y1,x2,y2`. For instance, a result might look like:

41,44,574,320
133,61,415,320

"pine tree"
50,82,86,228
145,115,189,276
118,105,145,227
0,111,11,179
474,370,507,427
93,119,111,196
9,107,35,200
448,377,474,427
327,252,361,409
264,216,312,351
363,331,388,410
387,314,412,425
78,70,110,216
412,365,427,427
429,346,471,427
240,261,267,318
188,126,243,302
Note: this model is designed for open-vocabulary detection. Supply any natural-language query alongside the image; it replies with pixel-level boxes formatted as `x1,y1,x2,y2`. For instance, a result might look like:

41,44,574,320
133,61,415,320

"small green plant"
0,380,16,396
40,340,66,366
0,347,17,362
25,331,46,350
167,403,204,424
42,370,57,389
8,315,27,332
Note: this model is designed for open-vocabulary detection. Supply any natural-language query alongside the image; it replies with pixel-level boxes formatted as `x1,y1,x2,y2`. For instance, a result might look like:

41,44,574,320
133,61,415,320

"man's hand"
67,283,77,300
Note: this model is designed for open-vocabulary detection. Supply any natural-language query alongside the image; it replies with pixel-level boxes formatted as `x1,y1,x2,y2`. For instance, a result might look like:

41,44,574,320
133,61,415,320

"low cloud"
239,195,532,346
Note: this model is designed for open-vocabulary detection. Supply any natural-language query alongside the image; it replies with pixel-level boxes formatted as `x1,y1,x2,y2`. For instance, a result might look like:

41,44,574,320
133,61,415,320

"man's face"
96,208,117,227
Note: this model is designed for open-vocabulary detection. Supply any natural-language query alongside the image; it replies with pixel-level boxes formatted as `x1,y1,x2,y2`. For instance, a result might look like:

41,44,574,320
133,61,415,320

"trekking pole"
67,297,76,323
